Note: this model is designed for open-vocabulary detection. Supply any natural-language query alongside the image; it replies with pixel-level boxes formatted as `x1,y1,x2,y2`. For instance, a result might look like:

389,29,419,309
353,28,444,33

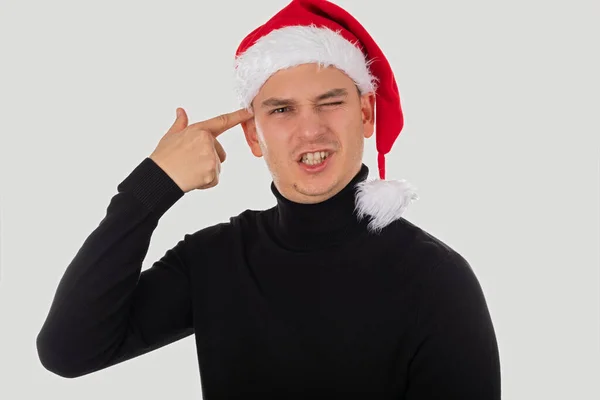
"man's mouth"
299,151,331,166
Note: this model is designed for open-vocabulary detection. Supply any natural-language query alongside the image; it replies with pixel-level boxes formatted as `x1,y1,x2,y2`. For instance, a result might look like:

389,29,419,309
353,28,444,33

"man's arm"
405,251,502,399
36,157,193,378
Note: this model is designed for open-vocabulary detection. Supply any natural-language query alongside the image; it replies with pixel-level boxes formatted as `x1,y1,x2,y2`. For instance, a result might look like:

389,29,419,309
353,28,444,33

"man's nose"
295,107,326,138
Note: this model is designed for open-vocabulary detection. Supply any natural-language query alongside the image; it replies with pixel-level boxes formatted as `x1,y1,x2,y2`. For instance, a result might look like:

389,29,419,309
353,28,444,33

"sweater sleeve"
405,251,502,399
36,157,193,378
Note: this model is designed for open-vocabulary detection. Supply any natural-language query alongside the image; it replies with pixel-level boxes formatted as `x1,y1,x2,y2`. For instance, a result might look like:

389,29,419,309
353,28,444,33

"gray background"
1,0,598,398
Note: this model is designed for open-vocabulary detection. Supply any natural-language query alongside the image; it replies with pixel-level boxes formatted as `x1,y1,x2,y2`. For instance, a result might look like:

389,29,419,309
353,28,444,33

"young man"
36,0,501,398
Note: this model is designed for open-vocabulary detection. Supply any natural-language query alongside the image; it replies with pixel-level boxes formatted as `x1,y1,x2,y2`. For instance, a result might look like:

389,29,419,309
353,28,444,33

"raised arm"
36,106,253,378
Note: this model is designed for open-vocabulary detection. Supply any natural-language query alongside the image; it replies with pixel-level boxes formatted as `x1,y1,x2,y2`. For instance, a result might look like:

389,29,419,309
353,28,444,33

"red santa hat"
233,0,418,231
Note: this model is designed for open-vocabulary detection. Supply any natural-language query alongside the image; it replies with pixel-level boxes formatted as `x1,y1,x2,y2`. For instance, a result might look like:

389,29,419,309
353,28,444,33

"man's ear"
241,115,263,158
361,92,376,139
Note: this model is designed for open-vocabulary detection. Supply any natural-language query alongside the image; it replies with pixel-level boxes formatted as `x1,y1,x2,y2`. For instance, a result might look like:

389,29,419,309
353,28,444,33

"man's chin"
271,153,346,202
292,172,341,203
296,183,335,198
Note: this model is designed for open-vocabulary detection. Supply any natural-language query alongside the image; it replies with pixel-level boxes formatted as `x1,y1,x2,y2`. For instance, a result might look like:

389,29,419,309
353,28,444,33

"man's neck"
266,164,371,251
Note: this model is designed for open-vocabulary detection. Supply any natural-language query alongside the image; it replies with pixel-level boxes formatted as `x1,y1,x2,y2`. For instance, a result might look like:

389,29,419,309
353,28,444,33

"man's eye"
321,101,344,107
270,107,290,114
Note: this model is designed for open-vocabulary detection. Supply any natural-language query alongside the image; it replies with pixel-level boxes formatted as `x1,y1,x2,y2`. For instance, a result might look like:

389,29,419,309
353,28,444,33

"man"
36,0,501,398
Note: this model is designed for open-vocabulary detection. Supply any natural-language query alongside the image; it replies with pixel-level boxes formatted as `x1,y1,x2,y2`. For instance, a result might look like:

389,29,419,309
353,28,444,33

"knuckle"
194,129,210,140
207,156,218,172
202,170,218,186
217,114,229,128
193,130,212,148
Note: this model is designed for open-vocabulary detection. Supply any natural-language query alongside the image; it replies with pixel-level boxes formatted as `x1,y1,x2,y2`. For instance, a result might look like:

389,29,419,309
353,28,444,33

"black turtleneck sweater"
36,157,501,399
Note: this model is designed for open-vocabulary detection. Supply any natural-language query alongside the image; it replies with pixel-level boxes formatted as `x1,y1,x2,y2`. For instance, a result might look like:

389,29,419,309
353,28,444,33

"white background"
1,0,598,398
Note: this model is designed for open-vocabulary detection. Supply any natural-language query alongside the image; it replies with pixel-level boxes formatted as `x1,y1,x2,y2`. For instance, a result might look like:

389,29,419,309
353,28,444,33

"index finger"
193,108,254,136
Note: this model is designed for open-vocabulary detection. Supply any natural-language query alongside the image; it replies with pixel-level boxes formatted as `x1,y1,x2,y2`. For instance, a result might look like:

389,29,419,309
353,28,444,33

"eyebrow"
260,88,349,109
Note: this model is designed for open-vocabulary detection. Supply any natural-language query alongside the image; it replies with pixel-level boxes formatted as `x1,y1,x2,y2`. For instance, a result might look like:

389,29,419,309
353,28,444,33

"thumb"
167,107,189,134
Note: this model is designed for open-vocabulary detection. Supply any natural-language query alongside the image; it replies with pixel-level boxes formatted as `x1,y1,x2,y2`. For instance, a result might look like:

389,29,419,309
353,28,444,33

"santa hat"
233,0,418,232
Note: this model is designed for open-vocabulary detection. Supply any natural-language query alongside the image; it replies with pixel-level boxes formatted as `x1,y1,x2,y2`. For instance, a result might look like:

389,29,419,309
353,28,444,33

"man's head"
241,63,375,204
233,0,405,203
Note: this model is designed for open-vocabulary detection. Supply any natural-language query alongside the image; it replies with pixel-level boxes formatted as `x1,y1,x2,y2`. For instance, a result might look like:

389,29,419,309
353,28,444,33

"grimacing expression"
241,63,375,204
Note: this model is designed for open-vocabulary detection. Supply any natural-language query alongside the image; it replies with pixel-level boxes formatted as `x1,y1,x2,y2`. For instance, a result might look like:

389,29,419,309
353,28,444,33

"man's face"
241,63,375,204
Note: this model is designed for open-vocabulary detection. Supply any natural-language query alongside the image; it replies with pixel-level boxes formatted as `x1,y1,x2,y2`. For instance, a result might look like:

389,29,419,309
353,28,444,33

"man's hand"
150,107,253,193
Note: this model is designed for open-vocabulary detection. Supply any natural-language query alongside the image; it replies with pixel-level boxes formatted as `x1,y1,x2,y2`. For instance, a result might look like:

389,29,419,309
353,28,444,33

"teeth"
301,151,329,165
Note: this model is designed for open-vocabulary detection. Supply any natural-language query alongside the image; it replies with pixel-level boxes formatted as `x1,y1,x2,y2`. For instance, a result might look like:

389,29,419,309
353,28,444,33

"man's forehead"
249,63,360,108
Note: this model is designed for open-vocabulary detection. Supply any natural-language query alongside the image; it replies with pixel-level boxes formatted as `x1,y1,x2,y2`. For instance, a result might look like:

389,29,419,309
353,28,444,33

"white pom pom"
354,178,419,234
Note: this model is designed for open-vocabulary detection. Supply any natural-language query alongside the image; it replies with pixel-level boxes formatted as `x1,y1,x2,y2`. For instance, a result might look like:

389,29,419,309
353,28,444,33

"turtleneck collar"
268,164,371,252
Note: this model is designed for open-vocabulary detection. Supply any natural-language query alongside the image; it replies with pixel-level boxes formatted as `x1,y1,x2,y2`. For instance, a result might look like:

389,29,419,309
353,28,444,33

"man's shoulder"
182,207,273,245
380,217,469,272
